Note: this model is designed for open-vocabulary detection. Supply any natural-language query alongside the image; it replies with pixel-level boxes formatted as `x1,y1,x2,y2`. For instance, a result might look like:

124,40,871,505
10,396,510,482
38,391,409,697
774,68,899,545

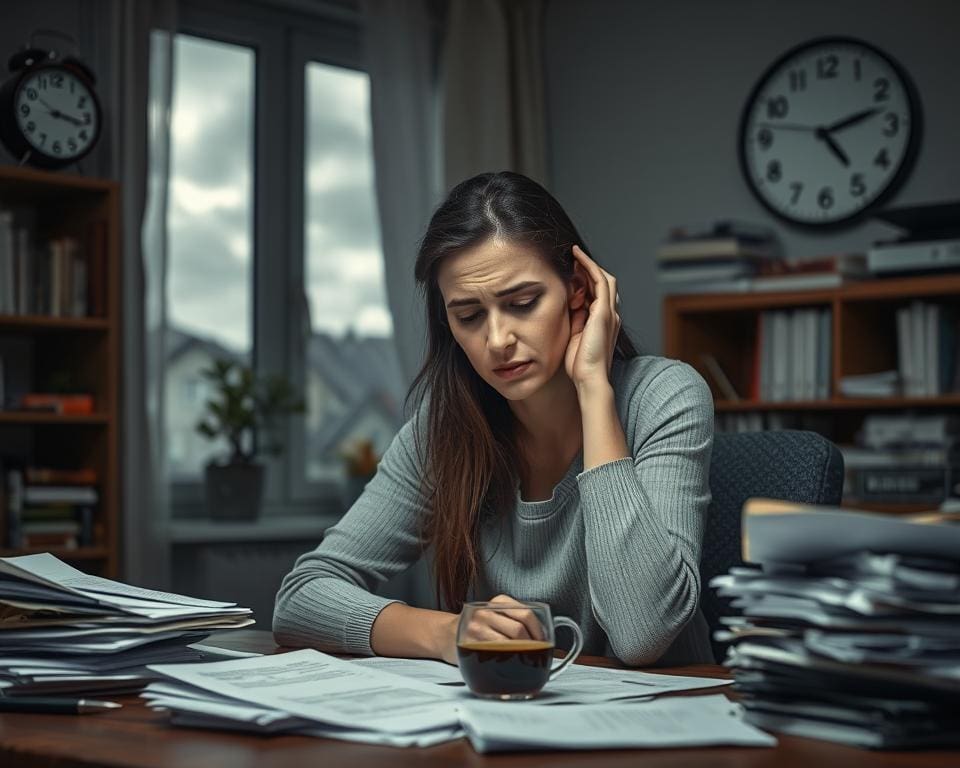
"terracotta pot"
204,462,264,520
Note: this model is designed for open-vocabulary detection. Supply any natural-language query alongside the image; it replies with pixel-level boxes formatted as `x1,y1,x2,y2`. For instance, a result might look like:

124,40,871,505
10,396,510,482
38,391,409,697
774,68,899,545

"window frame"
168,0,369,518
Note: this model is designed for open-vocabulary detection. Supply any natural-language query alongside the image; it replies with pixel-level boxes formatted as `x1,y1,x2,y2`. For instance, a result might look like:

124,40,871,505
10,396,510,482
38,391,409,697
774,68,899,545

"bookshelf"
0,166,119,576
663,272,960,514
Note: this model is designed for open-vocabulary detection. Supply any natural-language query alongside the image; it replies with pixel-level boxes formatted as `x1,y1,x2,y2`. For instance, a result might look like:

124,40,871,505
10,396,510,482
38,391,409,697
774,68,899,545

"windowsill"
169,515,339,544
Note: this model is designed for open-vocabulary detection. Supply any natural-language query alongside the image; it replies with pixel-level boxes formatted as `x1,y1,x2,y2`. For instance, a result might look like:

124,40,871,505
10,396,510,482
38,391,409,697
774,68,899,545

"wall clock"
739,37,921,227
0,32,102,170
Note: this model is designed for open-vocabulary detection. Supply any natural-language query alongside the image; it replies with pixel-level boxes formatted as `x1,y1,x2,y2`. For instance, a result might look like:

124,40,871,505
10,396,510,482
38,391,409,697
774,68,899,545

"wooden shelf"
664,270,960,511
0,547,109,560
0,412,109,425
715,394,960,412
0,314,109,331
0,165,120,577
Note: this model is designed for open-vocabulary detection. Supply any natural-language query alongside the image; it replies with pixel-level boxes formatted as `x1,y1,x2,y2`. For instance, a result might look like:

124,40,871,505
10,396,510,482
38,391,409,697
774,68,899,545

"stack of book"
0,207,93,317
753,309,832,402
3,467,100,549
841,414,960,506
712,499,960,749
0,553,254,696
656,220,782,293
895,301,959,397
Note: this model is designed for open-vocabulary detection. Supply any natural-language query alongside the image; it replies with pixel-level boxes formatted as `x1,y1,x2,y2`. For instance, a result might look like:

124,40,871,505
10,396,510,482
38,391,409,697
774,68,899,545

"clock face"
14,67,99,161
739,38,920,226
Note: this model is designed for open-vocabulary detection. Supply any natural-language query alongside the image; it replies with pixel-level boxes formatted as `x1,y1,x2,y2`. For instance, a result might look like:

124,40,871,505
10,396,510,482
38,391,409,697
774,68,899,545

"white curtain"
108,0,178,589
441,0,549,190
360,0,442,389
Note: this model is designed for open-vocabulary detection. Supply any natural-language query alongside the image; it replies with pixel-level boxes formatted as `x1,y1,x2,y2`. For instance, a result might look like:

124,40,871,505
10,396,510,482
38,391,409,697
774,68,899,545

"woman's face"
437,238,584,401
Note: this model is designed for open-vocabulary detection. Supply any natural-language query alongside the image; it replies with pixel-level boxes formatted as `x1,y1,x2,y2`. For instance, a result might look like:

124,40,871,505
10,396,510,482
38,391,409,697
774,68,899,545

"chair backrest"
700,430,844,662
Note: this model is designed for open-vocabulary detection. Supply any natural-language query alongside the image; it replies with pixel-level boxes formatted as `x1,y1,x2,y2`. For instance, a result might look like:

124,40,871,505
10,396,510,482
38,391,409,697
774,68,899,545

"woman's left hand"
564,245,621,389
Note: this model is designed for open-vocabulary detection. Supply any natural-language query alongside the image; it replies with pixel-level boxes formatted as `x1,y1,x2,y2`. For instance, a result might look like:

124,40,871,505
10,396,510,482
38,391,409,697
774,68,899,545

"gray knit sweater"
273,355,715,666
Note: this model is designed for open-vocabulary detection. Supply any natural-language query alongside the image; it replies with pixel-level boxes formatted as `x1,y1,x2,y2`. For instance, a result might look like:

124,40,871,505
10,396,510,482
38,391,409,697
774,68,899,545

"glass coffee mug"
456,601,584,700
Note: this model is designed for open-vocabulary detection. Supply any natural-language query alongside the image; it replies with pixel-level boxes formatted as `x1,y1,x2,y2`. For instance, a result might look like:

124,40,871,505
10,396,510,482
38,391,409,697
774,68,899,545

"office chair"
699,430,845,663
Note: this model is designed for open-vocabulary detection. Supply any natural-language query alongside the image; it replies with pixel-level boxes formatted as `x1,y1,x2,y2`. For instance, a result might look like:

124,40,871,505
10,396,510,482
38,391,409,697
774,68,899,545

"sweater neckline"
515,448,584,519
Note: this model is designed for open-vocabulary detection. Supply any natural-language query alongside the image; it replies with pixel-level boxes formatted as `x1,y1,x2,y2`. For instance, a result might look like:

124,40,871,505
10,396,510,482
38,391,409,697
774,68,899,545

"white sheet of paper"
744,505,960,565
149,649,460,735
459,694,777,752
1,553,234,608
353,656,730,704
352,656,463,684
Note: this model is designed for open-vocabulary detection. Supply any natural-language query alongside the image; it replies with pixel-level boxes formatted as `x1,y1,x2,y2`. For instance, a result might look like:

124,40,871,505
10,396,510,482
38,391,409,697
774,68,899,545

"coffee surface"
457,639,554,696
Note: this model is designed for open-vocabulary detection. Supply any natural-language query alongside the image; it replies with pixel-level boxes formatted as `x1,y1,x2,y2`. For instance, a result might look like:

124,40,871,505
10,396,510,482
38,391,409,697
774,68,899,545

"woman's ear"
568,263,589,310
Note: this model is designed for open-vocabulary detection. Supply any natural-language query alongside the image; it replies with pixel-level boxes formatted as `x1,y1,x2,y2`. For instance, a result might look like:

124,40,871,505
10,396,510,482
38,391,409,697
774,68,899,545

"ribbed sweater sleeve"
577,361,713,666
272,406,430,655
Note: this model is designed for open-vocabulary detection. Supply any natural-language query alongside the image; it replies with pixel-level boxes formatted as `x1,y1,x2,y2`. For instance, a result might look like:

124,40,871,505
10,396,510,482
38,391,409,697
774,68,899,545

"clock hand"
815,127,850,167
825,107,882,133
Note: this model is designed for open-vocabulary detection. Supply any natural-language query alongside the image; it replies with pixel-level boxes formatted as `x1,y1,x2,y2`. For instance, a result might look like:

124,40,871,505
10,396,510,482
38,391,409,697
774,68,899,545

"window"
158,3,403,514
164,33,254,483
302,62,405,484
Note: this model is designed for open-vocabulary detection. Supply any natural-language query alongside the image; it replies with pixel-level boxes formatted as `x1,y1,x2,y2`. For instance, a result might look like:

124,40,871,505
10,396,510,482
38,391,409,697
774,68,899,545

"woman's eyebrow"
446,281,543,308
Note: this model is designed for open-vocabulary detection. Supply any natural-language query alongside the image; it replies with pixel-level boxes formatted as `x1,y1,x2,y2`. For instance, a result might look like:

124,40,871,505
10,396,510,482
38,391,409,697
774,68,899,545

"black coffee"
457,640,554,696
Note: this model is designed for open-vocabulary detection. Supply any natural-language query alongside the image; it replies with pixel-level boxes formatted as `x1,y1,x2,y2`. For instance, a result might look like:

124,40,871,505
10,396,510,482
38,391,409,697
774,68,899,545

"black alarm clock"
0,31,102,170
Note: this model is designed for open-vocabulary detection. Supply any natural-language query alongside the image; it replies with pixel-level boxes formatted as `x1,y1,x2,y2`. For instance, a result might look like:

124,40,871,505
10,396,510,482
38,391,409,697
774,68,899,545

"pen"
0,697,123,714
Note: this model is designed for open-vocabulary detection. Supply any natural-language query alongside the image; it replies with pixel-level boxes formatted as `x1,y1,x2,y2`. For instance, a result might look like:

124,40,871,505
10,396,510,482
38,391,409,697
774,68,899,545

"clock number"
874,148,890,169
78,96,88,108
52,140,62,155
789,70,807,92
26,121,35,133
789,182,803,205
79,130,88,141
19,104,30,117
757,128,773,150
853,59,862,81
874,78,890,102
68,137,77,152
816,55,838,79
51,73,64,88
850,174,867,197
37,75,48,90
26,87,38,101
767,97,789,119
882,112,899,137
766,160,782,183
38,132,47,146
818,187,834,210
84,112,91,125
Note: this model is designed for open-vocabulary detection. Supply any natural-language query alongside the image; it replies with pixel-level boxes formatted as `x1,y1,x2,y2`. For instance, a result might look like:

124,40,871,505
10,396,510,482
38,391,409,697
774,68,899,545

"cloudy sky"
166,35,391,353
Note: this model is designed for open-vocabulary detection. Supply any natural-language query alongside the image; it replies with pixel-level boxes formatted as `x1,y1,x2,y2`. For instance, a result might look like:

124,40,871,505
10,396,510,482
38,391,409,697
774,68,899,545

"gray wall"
545,0,960,354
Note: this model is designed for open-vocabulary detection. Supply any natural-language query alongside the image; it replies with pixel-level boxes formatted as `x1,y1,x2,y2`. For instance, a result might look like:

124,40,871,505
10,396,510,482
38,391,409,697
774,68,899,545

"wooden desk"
0,629,955,767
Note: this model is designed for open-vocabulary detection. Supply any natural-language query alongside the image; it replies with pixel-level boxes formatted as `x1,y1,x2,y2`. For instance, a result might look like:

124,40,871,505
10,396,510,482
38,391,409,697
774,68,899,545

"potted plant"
195,359,304,520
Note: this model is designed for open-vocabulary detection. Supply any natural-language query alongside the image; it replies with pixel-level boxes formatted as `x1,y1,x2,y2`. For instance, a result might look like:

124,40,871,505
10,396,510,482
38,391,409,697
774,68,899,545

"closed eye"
457,296,540,325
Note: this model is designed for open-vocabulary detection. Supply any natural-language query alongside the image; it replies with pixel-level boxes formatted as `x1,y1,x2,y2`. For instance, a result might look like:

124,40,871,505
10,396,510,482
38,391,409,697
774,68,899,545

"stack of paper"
144,649,465,747
0,553,254,696
143,648,772,751
712,499,960,749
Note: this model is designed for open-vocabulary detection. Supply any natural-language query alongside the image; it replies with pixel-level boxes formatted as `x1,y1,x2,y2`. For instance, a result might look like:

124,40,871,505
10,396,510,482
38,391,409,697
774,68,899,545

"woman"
274,171,715,666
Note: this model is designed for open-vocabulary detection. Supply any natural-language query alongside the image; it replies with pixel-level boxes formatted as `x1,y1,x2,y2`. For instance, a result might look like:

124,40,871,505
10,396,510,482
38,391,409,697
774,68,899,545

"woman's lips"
493,361,532,380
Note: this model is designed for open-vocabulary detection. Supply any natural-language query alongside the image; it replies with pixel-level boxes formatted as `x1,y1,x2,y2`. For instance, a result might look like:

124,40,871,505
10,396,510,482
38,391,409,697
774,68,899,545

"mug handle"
548,616,584,681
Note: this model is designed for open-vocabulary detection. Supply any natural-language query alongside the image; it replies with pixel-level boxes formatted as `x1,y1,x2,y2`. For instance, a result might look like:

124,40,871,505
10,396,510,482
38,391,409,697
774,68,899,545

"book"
23,485,98,505
657,238,778,262
19,394,95,415
700,354,740,401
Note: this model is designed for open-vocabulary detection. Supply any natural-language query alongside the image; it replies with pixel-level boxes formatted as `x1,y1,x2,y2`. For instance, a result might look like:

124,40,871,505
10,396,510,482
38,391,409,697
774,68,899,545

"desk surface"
0,629,955,768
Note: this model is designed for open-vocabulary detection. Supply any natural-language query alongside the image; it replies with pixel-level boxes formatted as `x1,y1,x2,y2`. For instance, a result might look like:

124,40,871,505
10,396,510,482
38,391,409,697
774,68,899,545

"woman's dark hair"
405,171,639,612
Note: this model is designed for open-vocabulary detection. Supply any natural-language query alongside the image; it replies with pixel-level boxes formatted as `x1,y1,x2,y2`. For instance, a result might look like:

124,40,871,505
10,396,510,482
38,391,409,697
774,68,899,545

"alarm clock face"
740,38,920,227
14,66,99,162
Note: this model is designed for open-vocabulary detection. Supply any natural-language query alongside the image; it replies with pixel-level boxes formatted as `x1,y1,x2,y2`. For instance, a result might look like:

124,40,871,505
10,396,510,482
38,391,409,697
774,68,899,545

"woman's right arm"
273,406,458,659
